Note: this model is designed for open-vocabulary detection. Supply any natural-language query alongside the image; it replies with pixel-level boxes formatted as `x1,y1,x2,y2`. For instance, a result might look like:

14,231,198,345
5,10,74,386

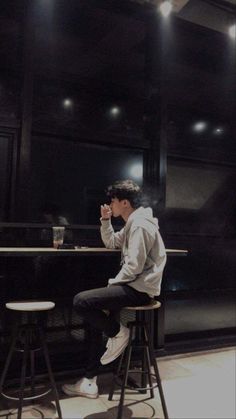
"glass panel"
163,158,236,236
0,3,22,121
166,162,233,210
32,2,146,140
0,135,12,220
30,136,144,224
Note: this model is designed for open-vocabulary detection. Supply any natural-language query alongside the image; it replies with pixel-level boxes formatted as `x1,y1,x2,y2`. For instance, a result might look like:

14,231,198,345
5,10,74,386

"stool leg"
108,349,125,401
30,349,36,399
144,340,154,398
17,330,29,419
140,327,147,394
144,325,169,419
0,324,18,392
117,325,133,419
39,328,62,419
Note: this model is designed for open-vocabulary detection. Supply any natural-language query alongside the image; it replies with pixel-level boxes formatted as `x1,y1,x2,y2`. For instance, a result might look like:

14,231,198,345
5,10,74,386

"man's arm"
100,204,125,249
108,227,153,284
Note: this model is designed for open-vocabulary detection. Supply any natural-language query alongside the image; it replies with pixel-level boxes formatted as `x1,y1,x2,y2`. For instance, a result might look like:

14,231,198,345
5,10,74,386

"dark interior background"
0,0,235,350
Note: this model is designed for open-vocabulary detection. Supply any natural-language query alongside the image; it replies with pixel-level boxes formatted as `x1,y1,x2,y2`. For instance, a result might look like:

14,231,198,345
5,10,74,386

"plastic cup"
52,226,65,249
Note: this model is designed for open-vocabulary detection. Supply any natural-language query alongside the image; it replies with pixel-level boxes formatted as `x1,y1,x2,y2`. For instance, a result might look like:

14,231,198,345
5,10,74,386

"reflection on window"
30,137,143,224
166,162,233,210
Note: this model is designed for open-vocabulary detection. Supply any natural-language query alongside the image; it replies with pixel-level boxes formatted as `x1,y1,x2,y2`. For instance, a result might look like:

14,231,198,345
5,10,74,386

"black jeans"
73,284,151,378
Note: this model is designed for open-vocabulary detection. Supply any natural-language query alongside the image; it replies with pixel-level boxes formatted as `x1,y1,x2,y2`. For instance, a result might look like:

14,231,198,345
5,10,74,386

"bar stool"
109,301,168,419
0,301,62,419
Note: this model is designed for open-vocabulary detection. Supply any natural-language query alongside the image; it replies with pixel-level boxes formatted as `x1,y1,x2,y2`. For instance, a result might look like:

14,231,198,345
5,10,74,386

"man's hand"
100,204,112,220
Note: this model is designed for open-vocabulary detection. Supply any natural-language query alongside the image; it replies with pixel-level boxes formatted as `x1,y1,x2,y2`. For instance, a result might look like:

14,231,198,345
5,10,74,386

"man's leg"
84,325,105,378
73,284,151,338
62,285,151,397
74,285,151,366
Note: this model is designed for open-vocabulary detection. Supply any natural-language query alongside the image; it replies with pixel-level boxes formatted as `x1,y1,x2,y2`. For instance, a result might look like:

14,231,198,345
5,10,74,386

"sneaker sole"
100,334,130,365
62,386,98,399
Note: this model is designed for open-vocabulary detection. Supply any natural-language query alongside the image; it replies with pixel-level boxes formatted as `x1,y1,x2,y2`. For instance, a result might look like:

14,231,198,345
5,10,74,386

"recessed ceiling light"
192,121,207,133
213,127,224,135
109,106,121,117
159,1,172,18
229,24,236,40
62,98,73,109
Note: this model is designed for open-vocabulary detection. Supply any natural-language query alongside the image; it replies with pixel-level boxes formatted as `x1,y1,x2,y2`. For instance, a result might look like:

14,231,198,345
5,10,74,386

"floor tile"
157,358,193,380
59,396,108,419
1,347,235,419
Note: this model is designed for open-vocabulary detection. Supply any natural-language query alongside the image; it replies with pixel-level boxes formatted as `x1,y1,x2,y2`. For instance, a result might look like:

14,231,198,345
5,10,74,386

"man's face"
110,197,125,217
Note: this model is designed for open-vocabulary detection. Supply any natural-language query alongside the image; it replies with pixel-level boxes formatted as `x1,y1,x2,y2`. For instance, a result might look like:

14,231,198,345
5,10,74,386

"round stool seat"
125,300,161,311
6,301,55,312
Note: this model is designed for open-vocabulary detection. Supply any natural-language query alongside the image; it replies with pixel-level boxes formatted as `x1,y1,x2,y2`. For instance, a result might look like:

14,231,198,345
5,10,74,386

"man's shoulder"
130,219,158,238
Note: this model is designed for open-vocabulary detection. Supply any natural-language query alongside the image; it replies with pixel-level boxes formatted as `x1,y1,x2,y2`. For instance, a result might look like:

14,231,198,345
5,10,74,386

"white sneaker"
100,324,130,365
62,377,98,399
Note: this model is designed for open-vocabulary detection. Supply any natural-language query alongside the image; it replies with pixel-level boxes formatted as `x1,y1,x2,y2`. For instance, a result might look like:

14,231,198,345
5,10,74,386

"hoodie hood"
125,207,159,238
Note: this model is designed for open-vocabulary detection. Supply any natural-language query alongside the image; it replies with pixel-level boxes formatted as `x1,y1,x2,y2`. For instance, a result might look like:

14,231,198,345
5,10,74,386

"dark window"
30,136,144,224
0,134,13,221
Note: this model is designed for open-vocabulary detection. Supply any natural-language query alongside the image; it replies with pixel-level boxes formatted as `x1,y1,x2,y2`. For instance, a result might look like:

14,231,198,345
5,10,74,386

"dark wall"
0,0,235,342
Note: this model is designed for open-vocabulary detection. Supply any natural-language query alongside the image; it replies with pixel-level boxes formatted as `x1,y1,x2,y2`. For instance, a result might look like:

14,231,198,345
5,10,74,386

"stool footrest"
114,372,158,393
1,388,52,401
14,346,42,353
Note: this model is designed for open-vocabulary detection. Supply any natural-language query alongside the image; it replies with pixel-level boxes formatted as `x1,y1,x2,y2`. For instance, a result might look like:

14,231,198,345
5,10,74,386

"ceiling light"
228,24,236,40
62,98,73,109
213,127,223,135
159,1,172,18
192,121,207,133
109,106,121,117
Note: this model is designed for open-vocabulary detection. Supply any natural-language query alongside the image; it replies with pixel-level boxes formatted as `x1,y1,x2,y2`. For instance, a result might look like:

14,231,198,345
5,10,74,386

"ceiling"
131,0,236,34
176,0,236,35
0,0,235,127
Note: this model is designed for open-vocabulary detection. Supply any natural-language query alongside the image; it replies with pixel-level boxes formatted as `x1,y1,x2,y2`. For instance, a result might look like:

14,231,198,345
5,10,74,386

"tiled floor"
1,347,235,419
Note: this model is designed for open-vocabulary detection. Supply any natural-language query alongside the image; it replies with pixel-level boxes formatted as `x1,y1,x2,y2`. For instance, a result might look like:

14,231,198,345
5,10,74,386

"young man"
62,179,166,398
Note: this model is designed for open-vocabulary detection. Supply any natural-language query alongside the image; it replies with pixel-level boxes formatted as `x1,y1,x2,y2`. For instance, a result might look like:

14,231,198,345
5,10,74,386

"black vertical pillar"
15,0,35,221
143,12,170,213
144,11,173,349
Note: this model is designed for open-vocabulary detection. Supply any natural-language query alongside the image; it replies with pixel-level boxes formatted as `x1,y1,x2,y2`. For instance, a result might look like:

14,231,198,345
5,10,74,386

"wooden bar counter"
0,246,187,377
0,246,188,256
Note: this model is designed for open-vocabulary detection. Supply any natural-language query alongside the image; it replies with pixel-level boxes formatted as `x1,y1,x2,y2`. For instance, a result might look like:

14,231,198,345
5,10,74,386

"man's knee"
73,290,91,310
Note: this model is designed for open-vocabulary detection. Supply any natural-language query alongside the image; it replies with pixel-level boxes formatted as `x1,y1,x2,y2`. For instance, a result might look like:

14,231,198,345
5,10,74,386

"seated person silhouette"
40,202,71,244
41,202,69,226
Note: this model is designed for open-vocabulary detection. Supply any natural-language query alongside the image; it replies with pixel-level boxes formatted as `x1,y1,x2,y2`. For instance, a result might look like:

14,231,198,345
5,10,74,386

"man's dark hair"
106,179,142,209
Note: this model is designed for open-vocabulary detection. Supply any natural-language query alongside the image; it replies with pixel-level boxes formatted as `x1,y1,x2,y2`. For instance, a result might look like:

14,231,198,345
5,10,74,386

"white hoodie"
100,207,166,297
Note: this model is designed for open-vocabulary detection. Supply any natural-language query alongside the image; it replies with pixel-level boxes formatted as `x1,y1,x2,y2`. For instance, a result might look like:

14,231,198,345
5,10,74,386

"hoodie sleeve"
108,226,154,285
100,219,125,249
